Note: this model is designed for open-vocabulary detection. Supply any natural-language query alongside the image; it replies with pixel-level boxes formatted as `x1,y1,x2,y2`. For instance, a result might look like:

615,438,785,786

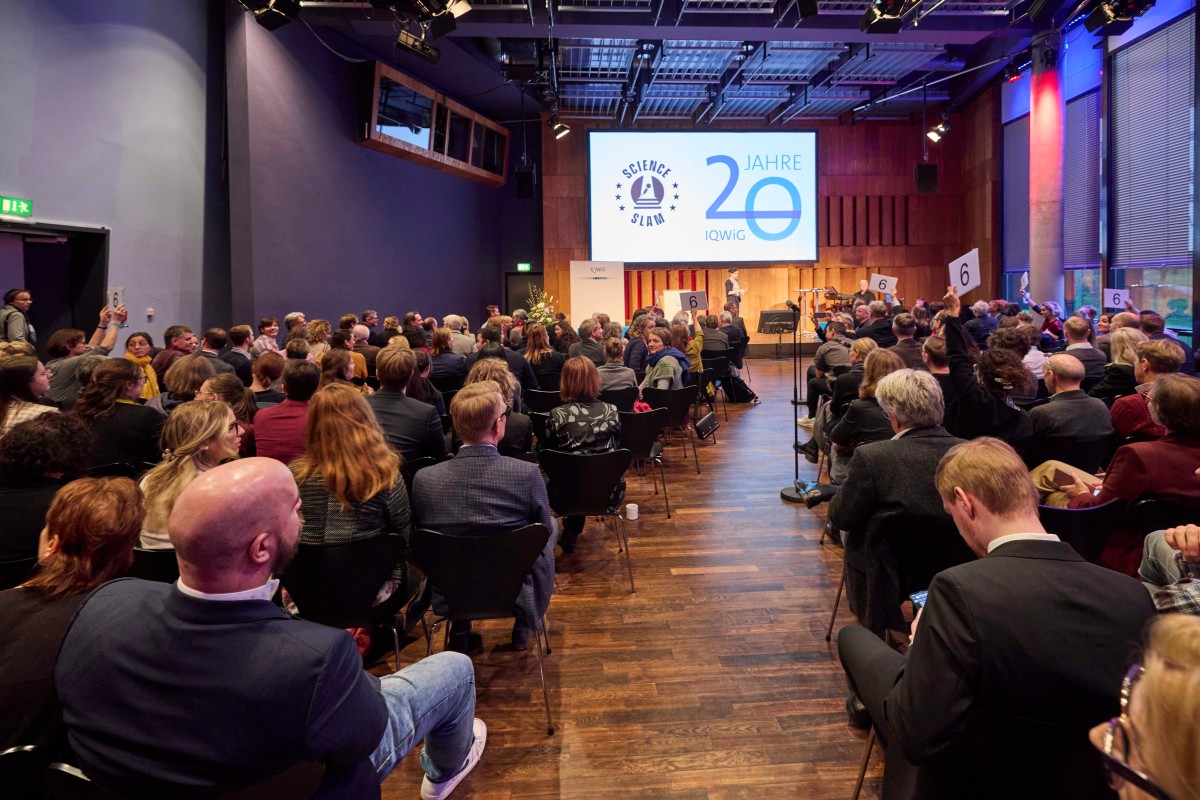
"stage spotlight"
1002,65,1022,83
927,115,950,143
395,27,441,64
549,112,570,140
859,0,911,33
237,0,300,31
1084,0,1154,35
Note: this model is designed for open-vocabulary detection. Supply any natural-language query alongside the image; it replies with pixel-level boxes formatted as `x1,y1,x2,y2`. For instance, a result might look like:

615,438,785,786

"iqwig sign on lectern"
569,261,625,325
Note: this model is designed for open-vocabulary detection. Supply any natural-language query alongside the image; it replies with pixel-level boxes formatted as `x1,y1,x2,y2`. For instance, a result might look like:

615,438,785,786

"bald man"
1029,354,1114,440
56,458,485,800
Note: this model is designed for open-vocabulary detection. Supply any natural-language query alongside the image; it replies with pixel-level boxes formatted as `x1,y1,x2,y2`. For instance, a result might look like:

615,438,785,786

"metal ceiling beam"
694,40,764,125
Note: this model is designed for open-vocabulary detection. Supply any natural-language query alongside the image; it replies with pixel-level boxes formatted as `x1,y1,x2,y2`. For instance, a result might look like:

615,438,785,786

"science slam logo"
614,158,681,229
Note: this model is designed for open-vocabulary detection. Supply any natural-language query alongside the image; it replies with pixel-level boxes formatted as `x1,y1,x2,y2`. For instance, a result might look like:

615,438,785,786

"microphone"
785,300,799,311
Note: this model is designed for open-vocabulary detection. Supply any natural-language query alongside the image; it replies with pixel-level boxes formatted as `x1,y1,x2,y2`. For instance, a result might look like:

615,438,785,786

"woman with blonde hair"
461,358,531,456
72,359,165,467
522,322,566,391
290,384,410,604
123,331,160,399
1090,613,1200,800
826,349,905,481
197,373,258,458
0,476,143,750
146,353,215,415
1090,327,1149,401
138,400,241,549
306,319,331,359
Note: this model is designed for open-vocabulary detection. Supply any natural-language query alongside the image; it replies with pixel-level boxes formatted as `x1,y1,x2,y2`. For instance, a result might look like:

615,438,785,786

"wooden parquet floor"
378,360,881,799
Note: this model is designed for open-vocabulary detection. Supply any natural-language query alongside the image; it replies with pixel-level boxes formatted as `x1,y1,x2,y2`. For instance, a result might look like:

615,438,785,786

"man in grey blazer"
568,318,605,366
1029,354,1114,440
412,382,557,651
828,369,972,636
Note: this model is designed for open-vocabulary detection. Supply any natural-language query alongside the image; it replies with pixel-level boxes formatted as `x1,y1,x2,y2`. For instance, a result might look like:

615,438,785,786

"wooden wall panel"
540,93,1001,323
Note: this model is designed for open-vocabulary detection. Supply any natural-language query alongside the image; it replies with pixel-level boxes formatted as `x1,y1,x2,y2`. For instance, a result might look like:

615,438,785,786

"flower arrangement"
526,286,557,328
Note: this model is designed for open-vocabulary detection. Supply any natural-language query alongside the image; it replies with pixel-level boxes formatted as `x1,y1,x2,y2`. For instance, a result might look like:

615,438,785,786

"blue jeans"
370,652,477,783
1138,530,1181,592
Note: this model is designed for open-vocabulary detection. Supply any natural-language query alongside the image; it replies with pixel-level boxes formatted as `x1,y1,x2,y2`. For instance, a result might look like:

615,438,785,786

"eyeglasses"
1100,664,1173,800
494,408,511,426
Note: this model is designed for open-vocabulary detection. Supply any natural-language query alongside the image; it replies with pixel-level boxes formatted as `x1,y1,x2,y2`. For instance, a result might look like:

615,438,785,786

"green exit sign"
0,195,32,217
516,262,533,272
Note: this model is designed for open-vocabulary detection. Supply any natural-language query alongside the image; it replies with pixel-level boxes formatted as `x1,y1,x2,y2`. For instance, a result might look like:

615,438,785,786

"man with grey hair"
568,317,605,365
1029,353,1113,440
847,300,897,348
444,315,475,356
283,311,306,332
965,299,998,347
828,369,965,635
509,309,529,350
352,323,381,378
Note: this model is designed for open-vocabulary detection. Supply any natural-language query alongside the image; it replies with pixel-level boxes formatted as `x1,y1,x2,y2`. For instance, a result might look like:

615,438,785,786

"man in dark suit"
888,313,925,370
352,324,381,379
1062,316,1107,382
847,301,898,348
367,348,446,463
55,458,485,800
723,302,748,340
462,326,539,395
1029,354,1113,440
198,327,236,376
700,315,731,350
829,369,969,636
963,300,998,348
850,278,876,307
568,318,605,366
838,438,1154,800
221,325,254,386
412,382,556,651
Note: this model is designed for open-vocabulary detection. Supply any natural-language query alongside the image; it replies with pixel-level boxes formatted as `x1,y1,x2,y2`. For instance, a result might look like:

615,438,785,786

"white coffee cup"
625,503,639,520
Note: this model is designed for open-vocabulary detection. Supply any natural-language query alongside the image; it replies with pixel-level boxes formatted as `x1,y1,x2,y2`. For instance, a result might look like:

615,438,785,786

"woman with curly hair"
552,319,580,355
306,319,331,360
72,359,165,467
943,287,1033,453
138,400,241,549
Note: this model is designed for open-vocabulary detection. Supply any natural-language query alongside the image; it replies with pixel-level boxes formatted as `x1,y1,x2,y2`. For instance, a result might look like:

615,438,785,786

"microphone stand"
779,288,818,503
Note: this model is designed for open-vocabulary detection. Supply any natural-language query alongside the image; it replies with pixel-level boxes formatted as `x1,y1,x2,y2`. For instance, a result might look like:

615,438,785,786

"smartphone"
909,590,929,612
1052,468,1075,488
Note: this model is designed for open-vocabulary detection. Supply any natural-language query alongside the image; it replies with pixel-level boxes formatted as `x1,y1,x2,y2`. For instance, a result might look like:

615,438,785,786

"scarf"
648,347,690,385
125,352,160,399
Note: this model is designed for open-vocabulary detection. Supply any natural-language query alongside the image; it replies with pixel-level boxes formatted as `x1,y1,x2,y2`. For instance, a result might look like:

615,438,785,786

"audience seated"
250,351,286,404
319,347,358,391
406,349,446,414
1061,316,1107,383
0,355,58,435
139,400,242,549
250,316,280,359
639,326,689,391
464,326,539,395
459,358,531,458
984,326,1039,403
0,477,142,752
195,327,236,377
147,352,215,414
545,357,622,554
222,325,254,385
828,369,967,636
598,337,637,391
522,323,566,392
292,383,411,602
700,314,730,351
412,382,557,652
623,316,653,373
0,415,92,562
839,438,1154,800
307,319,332,360
1139,509,1200,613
44,305,128,409
963,300,997,348
1089,327,1147,400
1028,354,1113,439
367,348,447,463
847,301,899,348
198,373,258,458
888,313,924,370
123,331,161,400
254,360,319,465
352,324,381,378
72,359,166,467
1141,310,1196,374
827,349,905,483
1022,289,1065,341
802,318,853,425
1111,339,1186,440
54,457,484,799
1097,310,1140,359
568,318,606,366
430,327,467,383
151,324,197,384
671,315,705,374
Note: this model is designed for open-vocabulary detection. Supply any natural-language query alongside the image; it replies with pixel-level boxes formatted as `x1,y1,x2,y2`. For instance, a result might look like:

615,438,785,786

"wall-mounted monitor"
588,130,818,264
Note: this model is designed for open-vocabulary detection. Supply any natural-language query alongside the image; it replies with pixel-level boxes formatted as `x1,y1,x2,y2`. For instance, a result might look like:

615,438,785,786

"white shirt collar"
891,428,911,440
986,533,1061,553
176,578,280,602
1065,342,1093,350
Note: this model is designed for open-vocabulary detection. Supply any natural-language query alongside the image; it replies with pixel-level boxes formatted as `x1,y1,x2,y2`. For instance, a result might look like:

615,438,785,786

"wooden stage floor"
379,359,881,799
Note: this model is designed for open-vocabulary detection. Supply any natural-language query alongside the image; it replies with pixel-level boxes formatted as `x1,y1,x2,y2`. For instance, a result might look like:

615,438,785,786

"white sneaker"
421,718,487,800
797,416,815,428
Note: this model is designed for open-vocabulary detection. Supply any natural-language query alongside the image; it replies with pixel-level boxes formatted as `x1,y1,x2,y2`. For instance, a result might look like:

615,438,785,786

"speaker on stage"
516,163,538,199
915,163,938,195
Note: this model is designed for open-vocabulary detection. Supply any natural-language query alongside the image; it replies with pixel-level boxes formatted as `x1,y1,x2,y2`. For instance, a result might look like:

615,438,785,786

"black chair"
529,411,550,449
411,524,555,735
282,534,421,667
619,409,671,517
538,449,636,593
44,760,326,800
126,548,180,583
1,745,45,800
402,456,443,502
643,385,701,474
1130,498,1200,535
524,389,564,413
0,557,37,591
430,373,463,393
441,389,458,410
598,386,638,412
699,351,731,420
88,462,154,479
1023,434,1113,474
1038,499,1125,563
440,413,453,433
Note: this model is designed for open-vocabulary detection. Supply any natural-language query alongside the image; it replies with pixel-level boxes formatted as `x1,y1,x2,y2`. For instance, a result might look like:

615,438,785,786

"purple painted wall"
226,13,512,325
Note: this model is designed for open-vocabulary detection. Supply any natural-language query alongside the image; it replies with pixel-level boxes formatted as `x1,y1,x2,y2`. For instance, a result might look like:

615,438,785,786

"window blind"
1063,90,1101,270
1003,115,1030,274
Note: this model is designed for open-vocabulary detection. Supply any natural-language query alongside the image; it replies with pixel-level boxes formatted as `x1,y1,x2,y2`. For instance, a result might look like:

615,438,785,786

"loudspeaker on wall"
914,163,938,195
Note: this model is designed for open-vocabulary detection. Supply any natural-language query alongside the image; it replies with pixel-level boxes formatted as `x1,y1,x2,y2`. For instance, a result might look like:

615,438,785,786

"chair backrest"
702,355,729,380
699,348,732,364
537,449,634,517
1038,498,1126,563
524,389,564,413
44,762,119,800
411,524,550,622
887,515,976,598
598,386,638,412
441,389,458,409
1023,435,1113,474
0,745,45,800
0,557,37,591
529,411,550,448
618,409,668,460
402,456,441,482
281,535,405,630
429,373,463,393
1130,498,1200,536
643,385,699,428
88,462,153,479
43,760,325,800
126,548,181,584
